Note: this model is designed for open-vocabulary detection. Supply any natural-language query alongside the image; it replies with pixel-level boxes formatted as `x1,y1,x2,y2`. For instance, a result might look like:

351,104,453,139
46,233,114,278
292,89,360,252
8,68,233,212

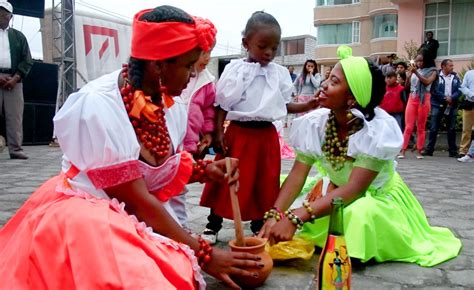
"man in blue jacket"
424,59,461,157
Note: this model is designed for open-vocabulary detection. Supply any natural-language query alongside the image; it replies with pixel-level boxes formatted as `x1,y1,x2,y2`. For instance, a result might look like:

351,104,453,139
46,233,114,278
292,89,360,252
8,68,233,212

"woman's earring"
347,101,354,119
157,76,166,94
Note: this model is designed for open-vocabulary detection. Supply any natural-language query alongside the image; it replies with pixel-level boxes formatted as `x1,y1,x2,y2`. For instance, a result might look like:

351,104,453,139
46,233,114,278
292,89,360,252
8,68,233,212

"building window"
372,14,397,39
425,2,449,56
425,0,474,56
284,39,305,55
316,0,359,6
352,21,360,43
318,23,361,45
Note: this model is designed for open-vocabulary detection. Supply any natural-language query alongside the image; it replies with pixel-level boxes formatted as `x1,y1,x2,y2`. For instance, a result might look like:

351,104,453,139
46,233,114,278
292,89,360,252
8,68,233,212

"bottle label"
319,235,351,290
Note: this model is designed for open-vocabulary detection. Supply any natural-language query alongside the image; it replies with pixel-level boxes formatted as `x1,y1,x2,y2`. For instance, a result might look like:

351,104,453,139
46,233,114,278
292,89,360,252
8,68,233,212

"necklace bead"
322,112,362,171
121,64,171,160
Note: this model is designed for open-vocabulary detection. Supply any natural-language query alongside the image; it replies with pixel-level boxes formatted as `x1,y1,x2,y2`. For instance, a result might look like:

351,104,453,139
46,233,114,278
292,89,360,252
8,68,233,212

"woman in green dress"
258,46,461,266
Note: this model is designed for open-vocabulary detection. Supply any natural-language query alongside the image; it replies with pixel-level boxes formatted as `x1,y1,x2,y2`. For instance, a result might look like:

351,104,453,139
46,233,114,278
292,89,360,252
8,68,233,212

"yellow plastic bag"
265,237,315,260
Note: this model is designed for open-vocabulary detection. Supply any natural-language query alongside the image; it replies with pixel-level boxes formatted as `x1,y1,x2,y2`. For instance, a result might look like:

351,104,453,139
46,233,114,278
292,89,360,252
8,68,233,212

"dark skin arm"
105,170,261,289
213,106,228,154
259,160,378,244
287,90,321,114
408,64,437,87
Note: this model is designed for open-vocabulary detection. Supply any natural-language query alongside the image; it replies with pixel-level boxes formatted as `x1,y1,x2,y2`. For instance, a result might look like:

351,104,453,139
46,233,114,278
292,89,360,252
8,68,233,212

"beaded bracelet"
196,236,213,267
263,207,283,222
303,200,317,222
190,159,213,183
284,209,304,229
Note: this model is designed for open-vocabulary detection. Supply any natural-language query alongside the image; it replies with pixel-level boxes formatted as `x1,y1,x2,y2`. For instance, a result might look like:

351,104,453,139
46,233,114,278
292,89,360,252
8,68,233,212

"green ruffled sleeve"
296,151,317,166
353,154,390,172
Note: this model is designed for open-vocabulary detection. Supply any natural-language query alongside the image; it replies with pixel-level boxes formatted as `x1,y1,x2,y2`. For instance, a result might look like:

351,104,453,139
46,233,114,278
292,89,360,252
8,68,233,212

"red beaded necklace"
120,64,171,159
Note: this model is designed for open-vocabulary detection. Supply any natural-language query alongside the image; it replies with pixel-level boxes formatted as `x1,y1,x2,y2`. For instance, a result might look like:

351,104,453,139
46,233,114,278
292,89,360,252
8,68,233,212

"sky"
11,0,316,59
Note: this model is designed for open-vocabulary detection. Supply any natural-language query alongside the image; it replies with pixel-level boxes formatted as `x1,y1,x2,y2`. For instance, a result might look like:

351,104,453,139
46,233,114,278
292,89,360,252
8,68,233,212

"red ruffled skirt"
200,122,281,220
0,176,204,289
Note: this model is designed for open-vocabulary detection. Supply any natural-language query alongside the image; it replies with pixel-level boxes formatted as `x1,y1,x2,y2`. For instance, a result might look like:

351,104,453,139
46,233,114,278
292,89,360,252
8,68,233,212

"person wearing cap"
381,53,397,76
259,45,461,267
0,5,262,289
0,0,32,159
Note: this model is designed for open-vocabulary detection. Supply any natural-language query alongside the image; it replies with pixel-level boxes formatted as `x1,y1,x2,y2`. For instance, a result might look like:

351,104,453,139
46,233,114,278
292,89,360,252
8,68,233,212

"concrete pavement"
0,146,473,289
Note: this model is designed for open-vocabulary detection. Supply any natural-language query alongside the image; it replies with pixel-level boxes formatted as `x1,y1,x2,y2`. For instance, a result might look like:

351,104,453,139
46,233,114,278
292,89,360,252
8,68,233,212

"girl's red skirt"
200,121,281,220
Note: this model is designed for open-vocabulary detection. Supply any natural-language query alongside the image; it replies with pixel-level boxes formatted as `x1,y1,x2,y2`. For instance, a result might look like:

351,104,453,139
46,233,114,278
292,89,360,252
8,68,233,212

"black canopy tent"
9,0,45,18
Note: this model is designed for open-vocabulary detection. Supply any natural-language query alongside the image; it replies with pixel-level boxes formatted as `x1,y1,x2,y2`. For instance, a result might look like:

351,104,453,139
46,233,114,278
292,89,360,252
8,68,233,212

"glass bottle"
316,197,351,290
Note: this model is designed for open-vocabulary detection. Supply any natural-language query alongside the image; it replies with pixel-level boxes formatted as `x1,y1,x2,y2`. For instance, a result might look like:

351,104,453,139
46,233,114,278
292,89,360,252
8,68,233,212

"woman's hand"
267,217,297,245
202,247,263,289
257,218,277,239
197,133,213,155
408,63,417,74
205,157,239,186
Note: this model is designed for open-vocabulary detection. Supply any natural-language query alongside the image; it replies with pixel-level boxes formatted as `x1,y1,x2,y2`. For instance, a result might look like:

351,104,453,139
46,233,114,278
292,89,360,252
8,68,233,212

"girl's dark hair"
128,5,194,90
353,59,385,121
242,11,281,38
397,71,406,82
302,59,318,78
417,48,436,69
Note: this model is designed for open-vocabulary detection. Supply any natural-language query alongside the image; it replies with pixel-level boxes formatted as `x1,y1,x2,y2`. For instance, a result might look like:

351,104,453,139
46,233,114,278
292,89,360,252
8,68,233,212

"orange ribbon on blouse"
129,90,159,122
128,90,175,123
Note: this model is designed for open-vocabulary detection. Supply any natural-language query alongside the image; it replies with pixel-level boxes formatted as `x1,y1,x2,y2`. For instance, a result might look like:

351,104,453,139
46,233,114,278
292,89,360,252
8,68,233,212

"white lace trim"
55,180,206,289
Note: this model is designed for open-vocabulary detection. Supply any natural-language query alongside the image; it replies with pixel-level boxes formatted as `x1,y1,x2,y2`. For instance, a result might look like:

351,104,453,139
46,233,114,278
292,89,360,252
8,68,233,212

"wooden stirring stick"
225,157,246,247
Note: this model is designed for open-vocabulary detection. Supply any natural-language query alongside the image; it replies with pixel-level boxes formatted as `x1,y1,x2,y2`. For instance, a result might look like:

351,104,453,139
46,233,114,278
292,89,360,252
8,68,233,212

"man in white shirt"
459,69,474,157
0,1,32,159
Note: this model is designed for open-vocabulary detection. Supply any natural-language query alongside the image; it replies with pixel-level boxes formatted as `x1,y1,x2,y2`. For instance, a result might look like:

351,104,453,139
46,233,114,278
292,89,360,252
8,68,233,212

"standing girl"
294,59,322,115
398,49,437,159
170,45,217,228
181,47,216,159
200,11,318,244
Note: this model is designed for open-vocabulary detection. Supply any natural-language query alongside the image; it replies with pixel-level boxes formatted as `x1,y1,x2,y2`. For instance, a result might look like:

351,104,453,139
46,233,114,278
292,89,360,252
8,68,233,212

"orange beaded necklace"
120,64,171,159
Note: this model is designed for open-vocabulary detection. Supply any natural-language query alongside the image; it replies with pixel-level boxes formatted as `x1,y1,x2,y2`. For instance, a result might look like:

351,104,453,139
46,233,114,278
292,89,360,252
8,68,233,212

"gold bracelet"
263,208,282,221
284,209,304,229
303,200,317,222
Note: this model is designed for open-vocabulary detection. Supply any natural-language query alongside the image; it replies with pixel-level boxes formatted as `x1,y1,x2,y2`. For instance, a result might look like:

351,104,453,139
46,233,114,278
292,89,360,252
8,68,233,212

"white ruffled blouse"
290,108,403,189
215,59,293,121
53,70,188,199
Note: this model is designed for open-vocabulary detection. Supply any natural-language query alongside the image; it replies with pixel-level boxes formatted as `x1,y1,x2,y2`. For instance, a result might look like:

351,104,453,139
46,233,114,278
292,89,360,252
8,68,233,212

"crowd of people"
0,3,469,289
373,35,474,162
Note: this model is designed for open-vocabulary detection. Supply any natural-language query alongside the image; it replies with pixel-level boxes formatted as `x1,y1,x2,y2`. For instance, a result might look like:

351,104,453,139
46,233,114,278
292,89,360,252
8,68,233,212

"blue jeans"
468,141,474,156
426,105,458,154
390,113,403,131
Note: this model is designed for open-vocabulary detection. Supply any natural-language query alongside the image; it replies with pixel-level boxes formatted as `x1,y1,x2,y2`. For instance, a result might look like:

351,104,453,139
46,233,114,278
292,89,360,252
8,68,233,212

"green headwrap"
337,45,372,108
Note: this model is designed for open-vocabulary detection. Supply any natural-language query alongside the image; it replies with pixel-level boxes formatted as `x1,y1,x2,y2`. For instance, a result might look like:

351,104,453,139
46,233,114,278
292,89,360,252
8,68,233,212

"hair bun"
337,45,352,60
193,17,217,52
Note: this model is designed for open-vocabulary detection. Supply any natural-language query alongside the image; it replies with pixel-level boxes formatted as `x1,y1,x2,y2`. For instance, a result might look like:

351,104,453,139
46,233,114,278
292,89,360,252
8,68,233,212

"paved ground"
0,145,473,289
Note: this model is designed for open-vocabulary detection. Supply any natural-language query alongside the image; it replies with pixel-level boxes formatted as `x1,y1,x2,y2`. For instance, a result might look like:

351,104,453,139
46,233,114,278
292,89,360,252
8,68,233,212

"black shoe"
10,152,28,160
449,152,458,158
421,151,433,156
202,228,218,245
456,153,465,159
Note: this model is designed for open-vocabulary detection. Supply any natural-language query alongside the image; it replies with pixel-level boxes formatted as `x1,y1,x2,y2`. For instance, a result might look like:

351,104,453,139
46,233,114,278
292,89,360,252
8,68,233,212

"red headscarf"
131,9,217,60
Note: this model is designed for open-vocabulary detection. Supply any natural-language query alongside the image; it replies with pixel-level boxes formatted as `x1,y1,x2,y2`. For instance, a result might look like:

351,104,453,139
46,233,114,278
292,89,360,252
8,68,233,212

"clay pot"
228,237,273,288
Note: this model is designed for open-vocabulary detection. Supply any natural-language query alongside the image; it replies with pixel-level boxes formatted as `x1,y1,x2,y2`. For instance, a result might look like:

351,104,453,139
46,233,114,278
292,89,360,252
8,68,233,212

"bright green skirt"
289,173,462,267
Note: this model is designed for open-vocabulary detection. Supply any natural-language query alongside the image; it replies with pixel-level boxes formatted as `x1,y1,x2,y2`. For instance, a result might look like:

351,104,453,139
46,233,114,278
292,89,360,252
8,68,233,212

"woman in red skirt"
200,11,318,243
